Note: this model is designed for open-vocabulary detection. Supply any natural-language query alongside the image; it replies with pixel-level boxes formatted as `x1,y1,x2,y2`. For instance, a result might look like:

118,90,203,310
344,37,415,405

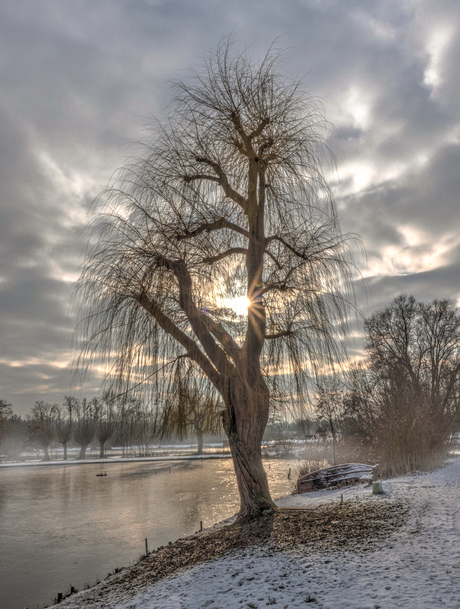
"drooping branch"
264,330,293,340
136,292,221,389
264,250,282,269
141,253,240,376
266,235,310,259
230,112,269,151
249,118,270,140
266,233,348,264
203,248,248,265
201,317,242,362
230,110,250,147
260,282,288,295
147,254,243,364
176,217,249,241
172,260,239,373
195,156,248,211
184,174,220,184
258,137,275,158
260,264,299,295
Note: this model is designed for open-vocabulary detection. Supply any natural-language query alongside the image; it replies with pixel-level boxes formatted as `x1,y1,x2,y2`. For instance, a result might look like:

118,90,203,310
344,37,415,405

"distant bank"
0,453,233,468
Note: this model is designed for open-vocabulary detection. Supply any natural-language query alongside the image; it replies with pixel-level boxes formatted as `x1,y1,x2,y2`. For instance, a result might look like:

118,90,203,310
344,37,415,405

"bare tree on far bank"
76,39,355,519
160,363,222,455
28,401,57,461
54,397,77,461
343,295,460,475
94,395,117,458
0,401,27,461
73,398,96,460
0,399,13,447
315,379,344,465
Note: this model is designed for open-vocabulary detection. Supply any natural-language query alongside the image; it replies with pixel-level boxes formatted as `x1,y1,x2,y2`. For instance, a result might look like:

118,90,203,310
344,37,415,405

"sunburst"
224,295,251,317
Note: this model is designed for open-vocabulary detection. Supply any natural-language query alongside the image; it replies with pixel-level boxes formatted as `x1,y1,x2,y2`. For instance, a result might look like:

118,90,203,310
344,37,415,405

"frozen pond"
0,457,298,609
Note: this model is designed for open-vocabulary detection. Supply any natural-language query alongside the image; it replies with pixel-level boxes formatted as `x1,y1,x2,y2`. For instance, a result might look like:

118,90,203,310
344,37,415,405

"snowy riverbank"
50,458,460,609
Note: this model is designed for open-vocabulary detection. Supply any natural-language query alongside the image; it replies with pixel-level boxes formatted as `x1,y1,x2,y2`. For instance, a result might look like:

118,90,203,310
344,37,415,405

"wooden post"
372,464,379,482
57,592,63,603
372,464,383,494
145,538,148,555
200,521,203,531
340,493,343,504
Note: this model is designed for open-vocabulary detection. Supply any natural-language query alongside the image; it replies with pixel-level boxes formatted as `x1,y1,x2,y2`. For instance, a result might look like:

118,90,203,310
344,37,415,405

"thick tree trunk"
227,432,274,520
99,440,105,459
62,442,68,461
222,372,276,520
43,444,50,461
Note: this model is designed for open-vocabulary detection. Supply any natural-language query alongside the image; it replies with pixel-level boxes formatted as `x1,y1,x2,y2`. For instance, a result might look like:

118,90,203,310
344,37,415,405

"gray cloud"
1,0,460,413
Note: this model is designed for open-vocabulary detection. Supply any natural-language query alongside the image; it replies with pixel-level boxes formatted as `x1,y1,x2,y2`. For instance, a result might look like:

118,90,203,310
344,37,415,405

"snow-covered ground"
53,457,460,609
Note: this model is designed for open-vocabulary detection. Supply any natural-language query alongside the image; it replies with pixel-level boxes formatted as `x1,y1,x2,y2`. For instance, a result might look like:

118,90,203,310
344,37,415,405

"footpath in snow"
53,458,460,609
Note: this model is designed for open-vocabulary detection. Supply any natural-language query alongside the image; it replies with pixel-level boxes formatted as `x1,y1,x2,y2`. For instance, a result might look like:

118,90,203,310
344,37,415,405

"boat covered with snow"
297,463,375,493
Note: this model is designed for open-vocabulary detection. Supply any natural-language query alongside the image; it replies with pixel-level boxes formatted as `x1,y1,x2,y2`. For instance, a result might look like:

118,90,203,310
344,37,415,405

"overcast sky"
1,0,460,414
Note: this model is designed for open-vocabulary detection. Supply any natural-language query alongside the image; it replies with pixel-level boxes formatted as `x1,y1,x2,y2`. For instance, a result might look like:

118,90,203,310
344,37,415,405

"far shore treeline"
0,392,226,462
1,295,460,476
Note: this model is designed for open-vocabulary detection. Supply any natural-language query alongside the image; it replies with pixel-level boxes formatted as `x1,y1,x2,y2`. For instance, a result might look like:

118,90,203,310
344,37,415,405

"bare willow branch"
265,331,293,339
176,217,249,241
203,247,248,265
194,156,248,211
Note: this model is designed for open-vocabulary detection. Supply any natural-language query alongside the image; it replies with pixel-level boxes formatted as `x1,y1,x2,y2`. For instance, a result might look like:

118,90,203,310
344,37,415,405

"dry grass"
297,437,453,480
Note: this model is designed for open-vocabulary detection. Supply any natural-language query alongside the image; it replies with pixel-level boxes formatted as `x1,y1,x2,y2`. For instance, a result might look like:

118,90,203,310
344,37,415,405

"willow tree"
76,40,354,520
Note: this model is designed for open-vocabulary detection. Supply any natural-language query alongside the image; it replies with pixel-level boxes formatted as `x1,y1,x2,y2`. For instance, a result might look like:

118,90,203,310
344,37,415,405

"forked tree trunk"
222,372,276,520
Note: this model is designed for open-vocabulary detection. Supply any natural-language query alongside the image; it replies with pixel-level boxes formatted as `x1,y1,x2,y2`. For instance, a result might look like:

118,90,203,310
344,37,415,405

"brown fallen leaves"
55,499,407,608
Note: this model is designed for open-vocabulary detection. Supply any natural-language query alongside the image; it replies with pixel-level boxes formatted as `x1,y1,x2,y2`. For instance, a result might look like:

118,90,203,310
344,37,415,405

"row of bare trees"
314,295,460,475
24,396,122,461
0,389,222,461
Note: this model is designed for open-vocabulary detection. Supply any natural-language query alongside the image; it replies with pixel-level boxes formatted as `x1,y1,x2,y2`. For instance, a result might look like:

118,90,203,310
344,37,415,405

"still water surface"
0,458,297,609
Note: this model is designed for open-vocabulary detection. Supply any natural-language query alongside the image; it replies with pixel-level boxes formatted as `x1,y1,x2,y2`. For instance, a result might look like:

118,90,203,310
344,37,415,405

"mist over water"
0,458,297,609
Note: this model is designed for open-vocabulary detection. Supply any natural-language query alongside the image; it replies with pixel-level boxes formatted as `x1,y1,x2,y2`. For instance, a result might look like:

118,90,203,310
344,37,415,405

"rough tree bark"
222,369,274,516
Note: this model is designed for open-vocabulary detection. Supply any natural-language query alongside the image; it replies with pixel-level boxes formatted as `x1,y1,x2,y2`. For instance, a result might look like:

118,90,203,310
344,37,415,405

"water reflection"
0,458,297,609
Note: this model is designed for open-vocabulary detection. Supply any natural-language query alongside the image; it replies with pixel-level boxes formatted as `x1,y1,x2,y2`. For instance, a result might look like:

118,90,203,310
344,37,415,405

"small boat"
297,463,375,493
96,471,107,477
